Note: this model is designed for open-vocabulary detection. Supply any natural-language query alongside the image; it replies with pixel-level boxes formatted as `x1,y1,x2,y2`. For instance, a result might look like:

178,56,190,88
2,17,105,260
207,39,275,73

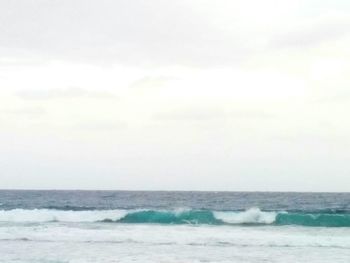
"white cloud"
16,87,117,100
1,0,349,67
0,0,350,191
269,17,350,49
153,108,275,122
0,107,46,116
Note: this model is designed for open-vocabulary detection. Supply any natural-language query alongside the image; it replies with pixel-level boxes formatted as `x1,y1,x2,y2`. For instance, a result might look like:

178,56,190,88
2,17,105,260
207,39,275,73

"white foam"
214,208,277,224
1,219,350,262
1,223,350,249
0,209,128,222
0,208,278,224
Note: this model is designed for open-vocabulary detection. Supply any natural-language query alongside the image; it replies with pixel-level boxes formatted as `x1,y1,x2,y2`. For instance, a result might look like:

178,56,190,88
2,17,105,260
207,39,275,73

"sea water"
0,190,349,262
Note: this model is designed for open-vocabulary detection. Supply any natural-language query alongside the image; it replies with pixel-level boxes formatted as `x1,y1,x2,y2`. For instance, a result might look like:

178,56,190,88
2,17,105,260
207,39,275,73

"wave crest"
214,208,276,224
1,208,350,227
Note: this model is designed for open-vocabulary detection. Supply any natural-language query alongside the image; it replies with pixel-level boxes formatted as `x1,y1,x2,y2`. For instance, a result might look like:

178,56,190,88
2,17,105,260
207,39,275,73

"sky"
1,0,350,191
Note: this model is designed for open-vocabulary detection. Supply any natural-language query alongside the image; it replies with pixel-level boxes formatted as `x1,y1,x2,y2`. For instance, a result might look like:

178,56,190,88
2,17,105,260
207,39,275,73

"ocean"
0,190,349,262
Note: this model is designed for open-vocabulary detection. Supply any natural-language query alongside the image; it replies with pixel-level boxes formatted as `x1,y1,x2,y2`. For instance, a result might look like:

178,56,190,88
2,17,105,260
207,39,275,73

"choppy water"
0,190,349,262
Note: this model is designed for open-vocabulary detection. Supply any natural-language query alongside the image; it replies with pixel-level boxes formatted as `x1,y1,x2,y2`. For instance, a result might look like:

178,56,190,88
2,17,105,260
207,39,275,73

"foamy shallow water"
1,223,350,263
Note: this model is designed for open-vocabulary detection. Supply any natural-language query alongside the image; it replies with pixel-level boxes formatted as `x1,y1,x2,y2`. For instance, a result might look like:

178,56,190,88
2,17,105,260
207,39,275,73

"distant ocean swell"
1,208,350,227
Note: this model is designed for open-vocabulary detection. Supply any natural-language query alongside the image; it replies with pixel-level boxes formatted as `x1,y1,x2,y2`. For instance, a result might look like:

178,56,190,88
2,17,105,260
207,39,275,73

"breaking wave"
1,208,350,227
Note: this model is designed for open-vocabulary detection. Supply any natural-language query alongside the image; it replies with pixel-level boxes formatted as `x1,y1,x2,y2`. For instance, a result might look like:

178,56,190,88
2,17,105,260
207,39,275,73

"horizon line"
0,188,349,194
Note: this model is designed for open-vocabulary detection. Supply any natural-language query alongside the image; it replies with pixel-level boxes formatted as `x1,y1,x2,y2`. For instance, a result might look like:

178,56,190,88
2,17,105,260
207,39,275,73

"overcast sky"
1,0,350,191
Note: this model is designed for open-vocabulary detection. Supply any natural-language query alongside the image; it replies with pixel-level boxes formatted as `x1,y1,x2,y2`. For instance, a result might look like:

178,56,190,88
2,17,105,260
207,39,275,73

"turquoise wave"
117,210,222,225
2,208,350,227
275,213,350,227
112,209,350,227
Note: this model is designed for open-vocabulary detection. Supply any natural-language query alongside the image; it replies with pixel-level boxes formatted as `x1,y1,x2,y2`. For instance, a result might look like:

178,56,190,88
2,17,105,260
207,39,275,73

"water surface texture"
0,190,349,262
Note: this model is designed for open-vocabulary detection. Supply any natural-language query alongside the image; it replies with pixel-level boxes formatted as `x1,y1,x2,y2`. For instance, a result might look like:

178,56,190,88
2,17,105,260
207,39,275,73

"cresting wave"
1,208,350,227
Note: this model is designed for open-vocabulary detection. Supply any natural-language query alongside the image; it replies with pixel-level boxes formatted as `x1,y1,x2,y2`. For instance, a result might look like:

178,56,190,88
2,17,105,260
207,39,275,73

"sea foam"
214,207,277,224
1,208,350,227
0,209,128,222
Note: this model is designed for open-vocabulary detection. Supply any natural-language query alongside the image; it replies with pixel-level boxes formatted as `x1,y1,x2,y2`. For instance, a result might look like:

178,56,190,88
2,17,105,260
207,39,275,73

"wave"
1,208,350,227
43,205,99,211
0,209,128,223
214,208,276,224
276,213,350,227
117,209,222,224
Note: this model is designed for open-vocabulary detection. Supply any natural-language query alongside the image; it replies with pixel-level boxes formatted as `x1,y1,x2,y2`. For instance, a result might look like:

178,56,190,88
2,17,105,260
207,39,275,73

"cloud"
228,111,275,120
16,88,117,100
269,19,350,49
129,76,174,90
0,107,46,117
74,121,128,131
0,0,349,68
1,0,241,66
311,93,350,104
153,109,224,121
0,0,325,67
153,109,275,121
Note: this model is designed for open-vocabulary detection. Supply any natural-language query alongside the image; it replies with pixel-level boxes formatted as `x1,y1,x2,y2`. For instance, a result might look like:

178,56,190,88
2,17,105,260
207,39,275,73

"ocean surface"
0,190,350,263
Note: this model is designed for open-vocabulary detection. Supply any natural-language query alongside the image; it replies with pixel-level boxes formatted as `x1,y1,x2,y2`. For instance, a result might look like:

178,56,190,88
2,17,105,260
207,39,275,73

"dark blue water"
1,190,349,212
1,190,350,227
